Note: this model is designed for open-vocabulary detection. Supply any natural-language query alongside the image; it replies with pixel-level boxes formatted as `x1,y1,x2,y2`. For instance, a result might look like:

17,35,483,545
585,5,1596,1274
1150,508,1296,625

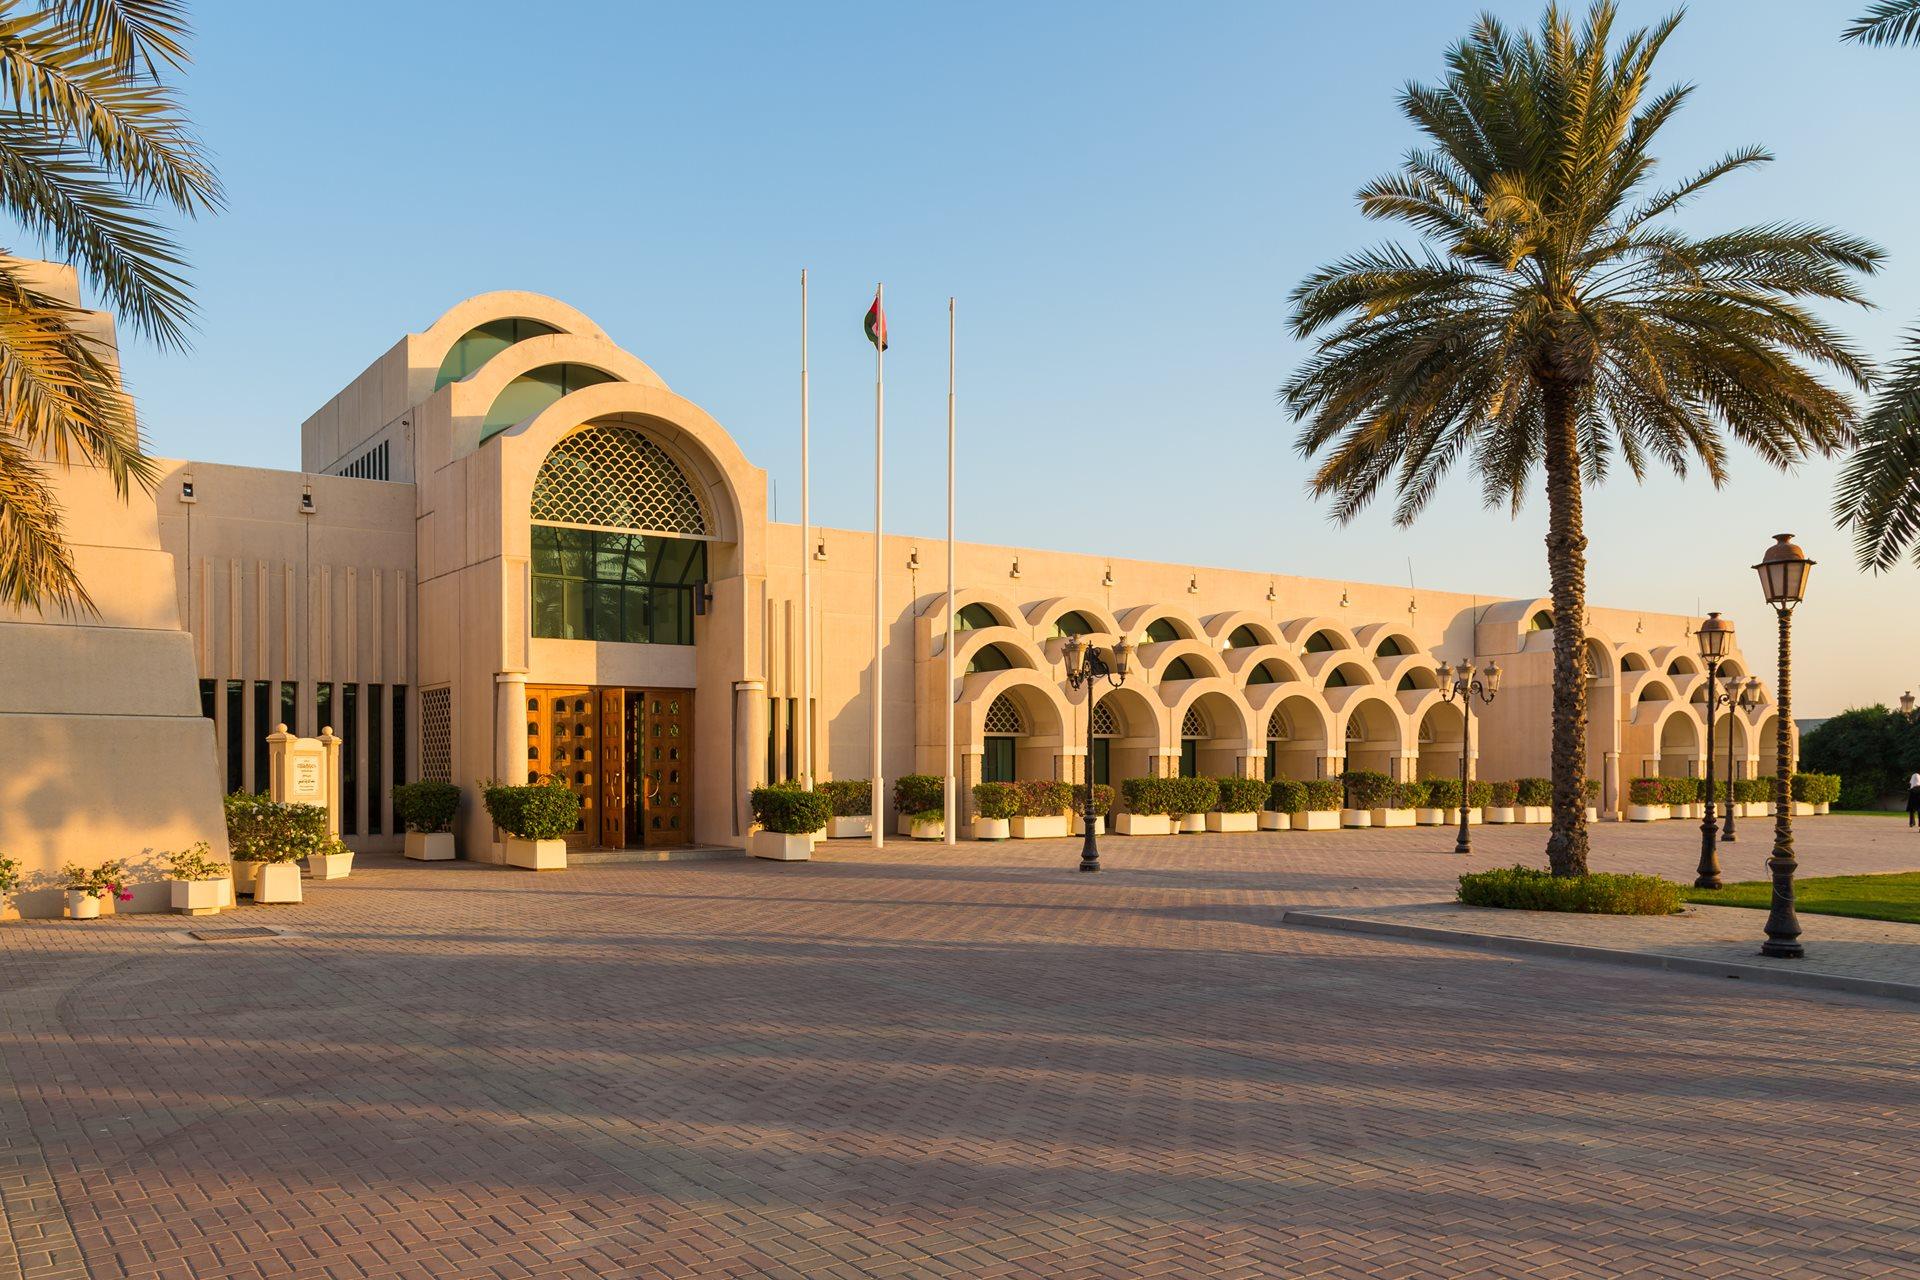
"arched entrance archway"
1262,694,1330,781
1659,711,1701,779
1343,697,1403,777
1418,701,1466,782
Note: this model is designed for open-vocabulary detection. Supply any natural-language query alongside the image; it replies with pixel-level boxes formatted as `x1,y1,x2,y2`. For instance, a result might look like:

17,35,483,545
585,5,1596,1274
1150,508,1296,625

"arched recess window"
529,426,710,646
1397,672,1420,691
1305,630,1341,653
982,693,1022,782
482,363,618,441
1145,618,1182,643
1263,705,1291,780
955,603,1000,631
1162,656,1197,682
1529,610,1555,632
1179,706,1206,777
1227,625,1264,649
1090,697,1119,785
1052,610,1096,638
1326,666,1351,688
435,317,561,389
1246,660,1283,686
966,643,1016,675
1376,636,1407,657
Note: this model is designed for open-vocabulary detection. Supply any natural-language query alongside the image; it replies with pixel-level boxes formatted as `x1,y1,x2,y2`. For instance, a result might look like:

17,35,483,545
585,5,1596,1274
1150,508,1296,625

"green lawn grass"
1830,808,1907,818
1683,872,1920,925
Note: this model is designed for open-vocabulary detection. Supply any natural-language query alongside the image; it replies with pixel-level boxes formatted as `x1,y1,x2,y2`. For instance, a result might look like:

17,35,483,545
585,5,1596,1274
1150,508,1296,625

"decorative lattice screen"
1181,706,1207,739
420,686,452,782
1266,706,1290,741
1091,698,1118,736
530,425,709,535
984,694,1024,735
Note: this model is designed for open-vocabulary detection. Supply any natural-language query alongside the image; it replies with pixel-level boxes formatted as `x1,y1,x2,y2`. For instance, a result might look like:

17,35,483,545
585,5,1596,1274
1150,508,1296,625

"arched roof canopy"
1164,679,1259,750
1116,603,1208,645
1204,611,1284,650
1025,595,1121,641
960,669,1069,740
1141,637,1225,683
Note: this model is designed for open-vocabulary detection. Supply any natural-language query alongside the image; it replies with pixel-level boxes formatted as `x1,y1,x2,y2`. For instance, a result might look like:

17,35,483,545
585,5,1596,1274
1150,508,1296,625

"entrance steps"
567,844,746,866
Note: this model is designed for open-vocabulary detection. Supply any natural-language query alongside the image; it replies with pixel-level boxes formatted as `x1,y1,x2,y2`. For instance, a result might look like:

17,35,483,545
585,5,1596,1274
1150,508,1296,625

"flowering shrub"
1487,780,1520,807
972,782,1020,820
1515,777,1552,806
1214,776,1267,813
1070,783,1115,815
1627,777,1663,805
163,842,226,881
62,860,132,901
893,775,944,816
818,779,871,817
224,793,329,862
1013,779,1073,818
1267,778,1308,813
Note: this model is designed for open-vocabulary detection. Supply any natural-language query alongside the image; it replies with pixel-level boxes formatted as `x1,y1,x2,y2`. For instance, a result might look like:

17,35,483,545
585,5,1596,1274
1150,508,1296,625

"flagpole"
871,282,885,849
944,296,956,846
799,268,813,791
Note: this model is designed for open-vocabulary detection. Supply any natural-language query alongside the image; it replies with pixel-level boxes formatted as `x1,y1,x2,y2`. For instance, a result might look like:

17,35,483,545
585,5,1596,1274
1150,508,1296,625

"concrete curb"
1281,909,1920,1006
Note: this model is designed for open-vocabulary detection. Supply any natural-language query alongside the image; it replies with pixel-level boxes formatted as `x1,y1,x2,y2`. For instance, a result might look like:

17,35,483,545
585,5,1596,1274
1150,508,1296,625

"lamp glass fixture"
1062,634,1087,681
1482,660,1503,694
1754,533,1813,607
1112,638,1132,680
1696,610,1733,661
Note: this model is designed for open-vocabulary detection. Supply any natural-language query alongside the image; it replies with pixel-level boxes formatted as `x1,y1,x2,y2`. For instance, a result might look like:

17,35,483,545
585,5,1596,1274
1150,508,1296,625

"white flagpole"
871,283,885,849
944,297,956,846
799,269,813,791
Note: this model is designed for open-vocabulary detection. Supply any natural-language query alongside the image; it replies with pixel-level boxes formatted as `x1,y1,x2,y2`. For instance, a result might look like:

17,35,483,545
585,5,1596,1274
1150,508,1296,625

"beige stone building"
0,277,1793,913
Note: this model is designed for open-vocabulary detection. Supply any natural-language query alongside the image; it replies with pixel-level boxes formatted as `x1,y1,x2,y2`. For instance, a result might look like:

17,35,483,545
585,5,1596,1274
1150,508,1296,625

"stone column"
495,669,528,783
734,679,768,840
319,726,342,838
1603,750,1621,820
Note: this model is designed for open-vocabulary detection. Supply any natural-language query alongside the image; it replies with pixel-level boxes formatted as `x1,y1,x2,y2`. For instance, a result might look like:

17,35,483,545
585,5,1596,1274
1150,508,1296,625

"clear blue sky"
115,0,1920,715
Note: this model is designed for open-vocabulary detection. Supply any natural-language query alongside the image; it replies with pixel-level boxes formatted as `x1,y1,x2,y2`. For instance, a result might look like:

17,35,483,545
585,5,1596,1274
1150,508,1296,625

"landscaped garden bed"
1458,865,1682,916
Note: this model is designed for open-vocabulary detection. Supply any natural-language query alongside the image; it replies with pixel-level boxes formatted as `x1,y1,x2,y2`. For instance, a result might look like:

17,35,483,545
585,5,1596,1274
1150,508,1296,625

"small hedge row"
1628,774,1840,806
392,780,460,833
893,775,945,821
750,784,834,834
1458,865,1682,916
482,777,581,841
1120,776,1220,816
818,778,871,817
1265,778,1344,813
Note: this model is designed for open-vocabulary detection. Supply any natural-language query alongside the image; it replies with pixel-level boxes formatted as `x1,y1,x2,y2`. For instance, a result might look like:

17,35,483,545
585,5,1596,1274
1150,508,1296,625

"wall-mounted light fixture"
906,547,920,571
179,472,196,504
1187,574,1200,595
1102,567,1115,588
1339,589,1351,608
814,538,828,561
694,582,714,616
1266,583,1277,603
1009,556,1021,580
299,485,315,514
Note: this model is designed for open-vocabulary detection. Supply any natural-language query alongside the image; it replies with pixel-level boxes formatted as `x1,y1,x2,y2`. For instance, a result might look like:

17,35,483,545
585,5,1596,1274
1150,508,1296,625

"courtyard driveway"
3,818,1918,1279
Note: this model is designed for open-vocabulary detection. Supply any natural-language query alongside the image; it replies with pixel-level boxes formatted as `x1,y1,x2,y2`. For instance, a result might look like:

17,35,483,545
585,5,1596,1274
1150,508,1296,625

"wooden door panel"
529,686,597,849
640,689,693,846
600,688,626,850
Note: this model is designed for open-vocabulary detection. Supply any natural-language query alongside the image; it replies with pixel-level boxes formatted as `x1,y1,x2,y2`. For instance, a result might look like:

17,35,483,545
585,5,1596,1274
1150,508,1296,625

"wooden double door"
526,686,693,849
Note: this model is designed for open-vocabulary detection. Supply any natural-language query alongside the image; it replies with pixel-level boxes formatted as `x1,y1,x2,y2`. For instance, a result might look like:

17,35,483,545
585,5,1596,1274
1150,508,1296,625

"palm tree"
1282,1,1878,877
0,0,219,615
1834,3,1920,570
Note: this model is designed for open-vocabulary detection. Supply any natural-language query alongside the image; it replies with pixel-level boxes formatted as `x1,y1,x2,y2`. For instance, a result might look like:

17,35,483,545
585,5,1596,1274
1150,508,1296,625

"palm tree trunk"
1540,378,1591,877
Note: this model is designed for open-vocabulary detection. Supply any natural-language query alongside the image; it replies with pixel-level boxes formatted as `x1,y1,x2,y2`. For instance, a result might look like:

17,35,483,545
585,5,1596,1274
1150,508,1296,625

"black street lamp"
1062,634,1132,873
1900,691,1916,722
1754,533,1814,959
1718,671,1763,842
1437,657,1501,855
1693,612,1734,887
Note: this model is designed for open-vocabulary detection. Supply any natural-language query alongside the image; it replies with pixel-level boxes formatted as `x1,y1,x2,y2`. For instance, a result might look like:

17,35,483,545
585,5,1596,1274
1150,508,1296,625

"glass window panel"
368,685,384,836
392,685,407,788
531,524,563,573
533,576,567,639
342,684,359,837
591,583,626,643
226,680,244,794
653,585,688,646
625,584,651,644
253,681,271,794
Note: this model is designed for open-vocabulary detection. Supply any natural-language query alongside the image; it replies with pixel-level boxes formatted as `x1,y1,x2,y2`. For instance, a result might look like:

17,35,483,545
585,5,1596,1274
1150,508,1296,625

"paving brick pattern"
2,818,1918,1279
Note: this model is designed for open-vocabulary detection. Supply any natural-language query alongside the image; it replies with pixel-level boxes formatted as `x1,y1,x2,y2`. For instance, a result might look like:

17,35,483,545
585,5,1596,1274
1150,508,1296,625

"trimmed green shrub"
1214,776,1267,813
224,792,328,862
1071,783,1115,814
1467,780,1494,808
1422,776,1462,808
1664,776,1699,806
1389,779,1429,809
482,777,581,841
818,778,871,817
1515,777,1552,806
392,780,460,834
1303,778,1343,811
1627,777,1662,805
1792,772,1841,805
1340,769,1392,808
1122,776,1180,816
750,785,832,834
1267,778,1308,813
1487,780,1519,807
972,781,1020,820
1584,778,1602,802
1014,779,1073,818
1170,776,1219,815
1457,864,1682,915
893,775,944,815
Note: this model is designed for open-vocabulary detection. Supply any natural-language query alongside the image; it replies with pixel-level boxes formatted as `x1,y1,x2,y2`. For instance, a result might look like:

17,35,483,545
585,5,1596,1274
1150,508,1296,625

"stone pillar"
1603,750,1621,820
1388,751,1414,782
319,727,342,838
495,669,528,783
734,680,768,840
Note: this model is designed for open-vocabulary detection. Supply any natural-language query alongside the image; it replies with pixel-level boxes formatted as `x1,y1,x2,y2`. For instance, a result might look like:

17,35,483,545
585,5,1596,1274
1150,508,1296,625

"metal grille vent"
1181,707,1207,739
530,426,708,535
421,687,452,782
984,694,1024,735
1091,699,1118,736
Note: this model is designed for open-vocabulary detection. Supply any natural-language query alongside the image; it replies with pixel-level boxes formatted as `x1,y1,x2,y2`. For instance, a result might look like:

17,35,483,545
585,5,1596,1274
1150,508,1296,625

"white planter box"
1519,806,1551,824
896,816,913,836
1749,802,1772,818
1793,802,1815,817
1443,807,1484,826
1070,813,1106,836
1815,802,1830,815
65,890,100,920
1627,804,1670,822
973,817,1010,841
910,819,945,840
253,862,303,903
1414,807,1447,826
1258,810,1291,831
1011,815,1070,839
230,859,261,896
504,838,566,871
170,879,223,915
1176,813,1206,834
1115,812,1171,836
216,875,234,908
1369,808,1416,829
405,831,456,860
1484,807,1517,824
306,850,354,880
750,830,813,861
1291,810,1340,831
1586,807,1600,823
828,815,873,839
1205,811,1258,833
1339,808,1372,828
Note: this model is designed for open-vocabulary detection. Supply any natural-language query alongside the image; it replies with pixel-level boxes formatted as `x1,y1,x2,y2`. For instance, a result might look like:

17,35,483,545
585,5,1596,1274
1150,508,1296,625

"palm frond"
1844,1,1920,45
1835,330,1920,570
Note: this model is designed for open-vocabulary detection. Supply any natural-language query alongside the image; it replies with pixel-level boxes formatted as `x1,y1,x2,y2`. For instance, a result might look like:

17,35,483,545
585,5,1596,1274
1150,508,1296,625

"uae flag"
864,292,888,351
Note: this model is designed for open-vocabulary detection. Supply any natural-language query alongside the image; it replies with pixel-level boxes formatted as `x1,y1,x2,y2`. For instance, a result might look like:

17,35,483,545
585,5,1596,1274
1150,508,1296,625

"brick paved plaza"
3,819,1919,1279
